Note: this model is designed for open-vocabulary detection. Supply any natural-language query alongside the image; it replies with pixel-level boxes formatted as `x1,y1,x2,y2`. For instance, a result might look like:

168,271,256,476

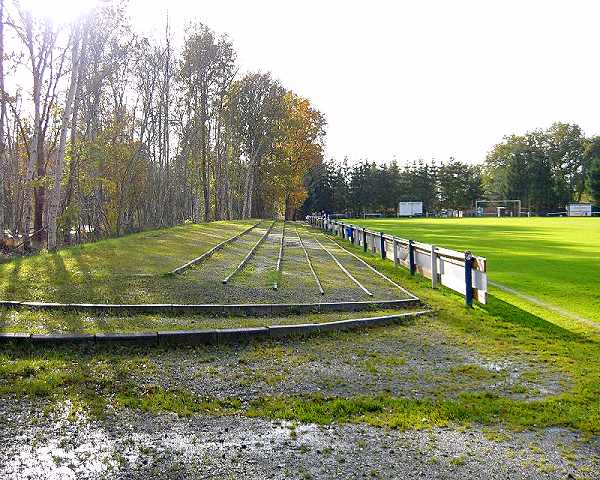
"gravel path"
1,396,598,479
0,315,591,479
123,316,565,402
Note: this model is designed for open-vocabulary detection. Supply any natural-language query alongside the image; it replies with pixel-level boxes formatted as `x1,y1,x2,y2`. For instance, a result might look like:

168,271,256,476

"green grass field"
346,217,600,328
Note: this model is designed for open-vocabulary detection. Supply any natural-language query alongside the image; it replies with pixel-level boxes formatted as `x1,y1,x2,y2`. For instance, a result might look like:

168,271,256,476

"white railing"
306,216,487,305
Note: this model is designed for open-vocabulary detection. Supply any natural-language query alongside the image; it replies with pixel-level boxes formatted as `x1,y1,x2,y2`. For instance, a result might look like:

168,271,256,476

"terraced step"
0,307,432,346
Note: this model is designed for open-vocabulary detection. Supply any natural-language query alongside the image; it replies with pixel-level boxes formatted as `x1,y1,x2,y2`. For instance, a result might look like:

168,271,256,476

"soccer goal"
475,199,522,217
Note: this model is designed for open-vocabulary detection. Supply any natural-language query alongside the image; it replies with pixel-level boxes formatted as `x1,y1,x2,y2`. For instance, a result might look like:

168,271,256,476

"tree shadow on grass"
482,294,595,344
6,257,23,300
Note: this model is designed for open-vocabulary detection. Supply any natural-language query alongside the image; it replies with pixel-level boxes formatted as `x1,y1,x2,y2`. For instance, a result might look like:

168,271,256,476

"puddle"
3,402,119,479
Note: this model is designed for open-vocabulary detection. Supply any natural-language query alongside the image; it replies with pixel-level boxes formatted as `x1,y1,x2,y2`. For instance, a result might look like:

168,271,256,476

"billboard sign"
398,201,423,217
567,204,592,217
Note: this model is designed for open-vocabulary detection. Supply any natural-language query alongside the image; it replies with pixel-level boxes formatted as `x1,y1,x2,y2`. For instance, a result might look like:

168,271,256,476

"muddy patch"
0,397,598,479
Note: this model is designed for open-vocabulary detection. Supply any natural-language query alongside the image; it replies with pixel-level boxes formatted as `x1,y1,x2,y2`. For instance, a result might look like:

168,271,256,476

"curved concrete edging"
0,310,433,346
0,298,420,315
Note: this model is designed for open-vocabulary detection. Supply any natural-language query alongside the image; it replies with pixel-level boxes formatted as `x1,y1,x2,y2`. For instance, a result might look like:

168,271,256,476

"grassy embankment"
0,220,257,303
0,221,411,333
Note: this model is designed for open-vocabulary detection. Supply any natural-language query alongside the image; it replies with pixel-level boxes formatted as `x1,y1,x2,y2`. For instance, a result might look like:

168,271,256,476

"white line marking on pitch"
489,280,600,331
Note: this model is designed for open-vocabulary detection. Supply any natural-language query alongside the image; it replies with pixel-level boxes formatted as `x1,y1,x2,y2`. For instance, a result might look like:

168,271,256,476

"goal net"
475,200,522,217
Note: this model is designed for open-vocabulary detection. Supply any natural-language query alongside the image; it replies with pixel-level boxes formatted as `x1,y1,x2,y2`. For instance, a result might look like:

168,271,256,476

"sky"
24,0,600,165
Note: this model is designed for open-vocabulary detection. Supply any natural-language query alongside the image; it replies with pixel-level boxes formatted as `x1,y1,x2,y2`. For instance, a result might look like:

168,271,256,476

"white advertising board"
567,204,592,217
398,201,423,217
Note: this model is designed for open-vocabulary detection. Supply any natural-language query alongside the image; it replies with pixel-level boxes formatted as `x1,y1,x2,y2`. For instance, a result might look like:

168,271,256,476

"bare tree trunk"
33,139,45,244
48,25,82,251
0,0,5,241
16,11,55,250
23,66,42,248
242,160,255,219
214,117,222,220
63,38,85,242
200,86,210,222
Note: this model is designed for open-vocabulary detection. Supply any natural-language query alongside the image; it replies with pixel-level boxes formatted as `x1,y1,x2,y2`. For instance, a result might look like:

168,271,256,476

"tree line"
301,159,483,216
484,123,600,213
0,1,325,251
301,122,600,216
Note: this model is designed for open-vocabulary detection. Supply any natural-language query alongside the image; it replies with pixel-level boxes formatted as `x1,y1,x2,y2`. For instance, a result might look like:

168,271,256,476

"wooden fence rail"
306,216,487,305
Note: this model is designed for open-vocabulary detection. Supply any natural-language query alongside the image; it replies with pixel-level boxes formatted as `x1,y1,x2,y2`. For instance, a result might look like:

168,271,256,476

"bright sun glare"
19,0,99,23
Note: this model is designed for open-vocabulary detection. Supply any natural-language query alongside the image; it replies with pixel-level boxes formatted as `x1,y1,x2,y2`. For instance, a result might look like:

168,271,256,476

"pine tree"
589,157,600,205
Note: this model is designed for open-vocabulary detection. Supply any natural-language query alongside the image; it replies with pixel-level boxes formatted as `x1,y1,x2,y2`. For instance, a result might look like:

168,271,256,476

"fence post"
464,251,473,307
350,226,354,244
408,240,416,275
380,233,385,260
363,229,367,252
430,245,438,288
393,238,398,267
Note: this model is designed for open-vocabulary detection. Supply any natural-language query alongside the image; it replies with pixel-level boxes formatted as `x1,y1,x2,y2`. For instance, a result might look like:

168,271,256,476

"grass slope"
345,217,600,326
0,220,256,303
0,220,411,306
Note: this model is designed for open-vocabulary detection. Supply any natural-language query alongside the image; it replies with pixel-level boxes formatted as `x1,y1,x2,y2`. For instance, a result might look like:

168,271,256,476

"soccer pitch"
346,217,600,327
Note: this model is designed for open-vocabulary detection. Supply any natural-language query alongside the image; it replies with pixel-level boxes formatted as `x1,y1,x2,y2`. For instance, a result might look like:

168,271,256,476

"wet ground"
0,314,595,479
1,397,598,480
125,316,564,402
